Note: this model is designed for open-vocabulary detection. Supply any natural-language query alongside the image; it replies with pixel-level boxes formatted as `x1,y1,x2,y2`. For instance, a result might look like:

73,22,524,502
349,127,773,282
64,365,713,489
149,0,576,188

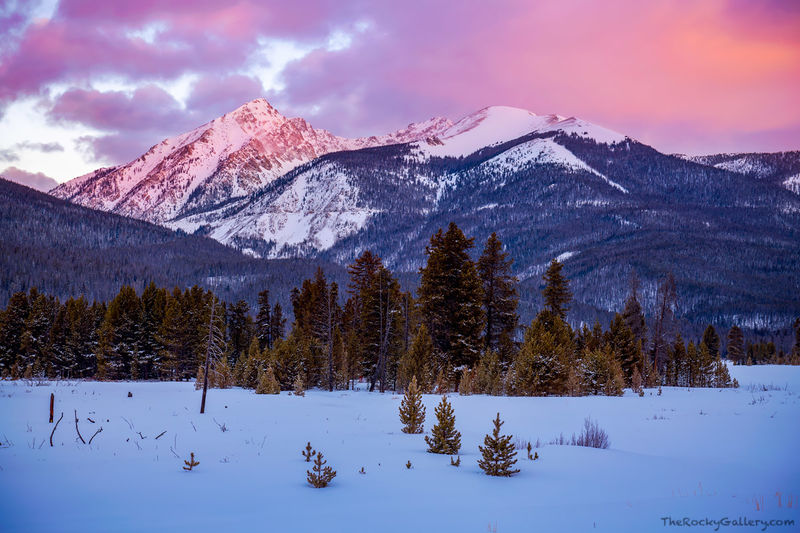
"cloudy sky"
1,0,798,185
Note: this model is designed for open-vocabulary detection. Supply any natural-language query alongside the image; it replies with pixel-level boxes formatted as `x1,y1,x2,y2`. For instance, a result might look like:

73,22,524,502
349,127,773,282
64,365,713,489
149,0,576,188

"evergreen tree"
727,325,745,365
399,375,426,434
424,396,461,454
269,302,286,346
686,341,700,387
622,272,646,346
512,310,574,396
542,259,571,320
477,413,520,477
227,300,252,362
651,273,677,373
255,290,272,350
139,282,166,380
477,232,519,361
605,313,639,383
256,366,280,394
0,291,29,376
476,349,504,395
418,223,484,371
701,325,721,361
96,286,142,380
398,324,433,392
306,452,336,488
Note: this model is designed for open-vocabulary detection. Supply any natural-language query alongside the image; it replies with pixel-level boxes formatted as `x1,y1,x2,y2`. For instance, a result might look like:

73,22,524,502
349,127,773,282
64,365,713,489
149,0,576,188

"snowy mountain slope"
51,99,453,224
415,106,626,158
685,151,800,195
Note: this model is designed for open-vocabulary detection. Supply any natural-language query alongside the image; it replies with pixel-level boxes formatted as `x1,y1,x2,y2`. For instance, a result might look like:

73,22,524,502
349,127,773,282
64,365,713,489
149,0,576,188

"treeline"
2,223,798,391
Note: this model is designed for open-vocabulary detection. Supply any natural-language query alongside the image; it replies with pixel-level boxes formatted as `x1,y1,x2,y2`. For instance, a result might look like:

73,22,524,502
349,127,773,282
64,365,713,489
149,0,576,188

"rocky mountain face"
51,99,454,224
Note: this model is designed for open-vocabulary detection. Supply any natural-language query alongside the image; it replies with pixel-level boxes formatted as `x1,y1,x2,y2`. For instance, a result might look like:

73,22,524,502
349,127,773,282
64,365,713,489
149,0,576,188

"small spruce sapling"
526,442,534,460
425,396,461,454
478,413,520,477
307,452,336,488
302,442,315,462
183,452,199,471
399,375,426,434
293,373,305,397
405,460,412,469
450,455,461,467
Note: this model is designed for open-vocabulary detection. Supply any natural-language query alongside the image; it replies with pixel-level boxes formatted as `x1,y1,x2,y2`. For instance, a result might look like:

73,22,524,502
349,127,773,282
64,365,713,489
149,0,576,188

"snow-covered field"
1,365,798,532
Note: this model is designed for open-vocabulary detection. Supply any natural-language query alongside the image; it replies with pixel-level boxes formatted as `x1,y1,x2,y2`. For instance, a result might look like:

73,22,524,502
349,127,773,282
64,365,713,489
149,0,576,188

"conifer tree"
398,324,433,392
255,290,272,350
478,413,520,477
293,373,305,396
425,395,461,454
256,366,280,394
477,232,519,361
399,375,426,434
727,325,745,365
542,259,571,320
307,452,336,488
512,310,574,396
476,349,503,395
622,272,647,346
418,223,484,370
701,325,721,361
269,303,286,346
606,313,638,383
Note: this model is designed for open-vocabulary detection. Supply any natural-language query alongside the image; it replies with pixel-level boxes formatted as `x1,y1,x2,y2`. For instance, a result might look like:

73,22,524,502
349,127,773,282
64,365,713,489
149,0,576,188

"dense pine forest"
3,222,797,392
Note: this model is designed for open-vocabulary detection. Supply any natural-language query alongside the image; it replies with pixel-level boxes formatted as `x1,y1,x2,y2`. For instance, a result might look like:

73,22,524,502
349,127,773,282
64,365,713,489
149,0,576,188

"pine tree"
622,272,647,346
418,223,484,370
307,452,336,488
542,259,571,320
512,310,574,396
727,325,745,365
476,349,503,395
255,290,272,350
477,413,520,477
256,366,280,394
0,291,29,375
269,303,286,347
399,375,426,433
293,373,305,396
96,285,142,380
425,396,461,454
477,232,519,361
398,324,433,392
701,325,721,361
227,300,253,361
606,313,638,383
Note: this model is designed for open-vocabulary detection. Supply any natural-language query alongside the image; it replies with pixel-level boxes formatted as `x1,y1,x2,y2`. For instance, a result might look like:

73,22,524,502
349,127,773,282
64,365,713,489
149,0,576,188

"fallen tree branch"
74,409,85,444
87,417,96,424
88,427,103,445
155,430,167,440
137,431,146,440
50,412,63,447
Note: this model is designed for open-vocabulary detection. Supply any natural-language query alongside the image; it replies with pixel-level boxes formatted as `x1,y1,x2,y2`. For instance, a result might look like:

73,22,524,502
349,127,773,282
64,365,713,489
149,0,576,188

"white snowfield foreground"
0,365,798,533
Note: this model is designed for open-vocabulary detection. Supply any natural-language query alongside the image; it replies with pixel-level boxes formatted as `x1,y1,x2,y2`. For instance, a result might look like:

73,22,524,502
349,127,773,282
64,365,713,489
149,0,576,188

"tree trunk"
200,302,215,414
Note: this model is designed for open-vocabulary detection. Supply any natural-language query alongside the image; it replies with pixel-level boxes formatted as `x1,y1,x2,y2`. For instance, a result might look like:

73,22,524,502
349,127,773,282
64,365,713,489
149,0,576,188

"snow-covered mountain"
51,99,454,224
165,105,631,256
684,151,800,195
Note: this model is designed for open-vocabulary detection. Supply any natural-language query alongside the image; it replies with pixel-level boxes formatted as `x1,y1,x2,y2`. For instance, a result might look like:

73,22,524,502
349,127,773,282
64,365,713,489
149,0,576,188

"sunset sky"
1,0,798,184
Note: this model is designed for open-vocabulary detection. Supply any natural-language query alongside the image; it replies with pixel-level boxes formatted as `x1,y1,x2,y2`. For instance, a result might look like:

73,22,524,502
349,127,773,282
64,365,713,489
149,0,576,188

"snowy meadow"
1,364,798,533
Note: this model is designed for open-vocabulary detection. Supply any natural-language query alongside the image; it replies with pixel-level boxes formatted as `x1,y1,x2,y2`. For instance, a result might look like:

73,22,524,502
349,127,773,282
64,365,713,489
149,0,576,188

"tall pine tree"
477,232,519,362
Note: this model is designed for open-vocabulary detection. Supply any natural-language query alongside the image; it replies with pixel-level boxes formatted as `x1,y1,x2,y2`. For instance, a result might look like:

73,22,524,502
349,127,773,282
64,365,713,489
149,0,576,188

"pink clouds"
2,0,798,168
275,0,800,153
